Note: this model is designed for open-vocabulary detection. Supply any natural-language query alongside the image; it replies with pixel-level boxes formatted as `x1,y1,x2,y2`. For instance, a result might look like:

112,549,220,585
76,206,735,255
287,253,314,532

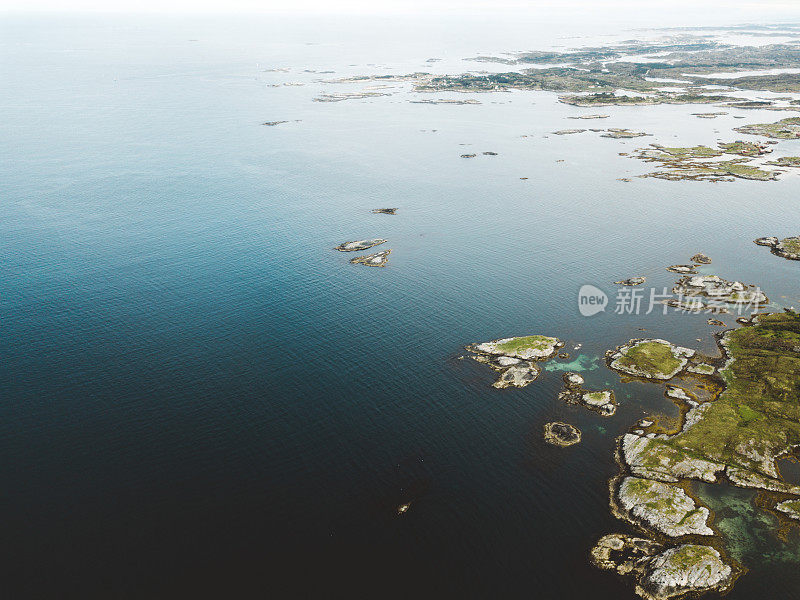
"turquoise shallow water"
2,13,800,598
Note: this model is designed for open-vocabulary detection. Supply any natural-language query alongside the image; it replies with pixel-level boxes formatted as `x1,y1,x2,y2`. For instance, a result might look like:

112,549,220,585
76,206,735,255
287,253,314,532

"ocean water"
2,12,800,598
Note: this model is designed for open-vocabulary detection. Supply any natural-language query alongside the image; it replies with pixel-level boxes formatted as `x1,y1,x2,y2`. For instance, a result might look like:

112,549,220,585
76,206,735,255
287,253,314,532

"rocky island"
630,144,780,182
335,239,387,252
614,476,714,537
466,335,564,388
544,422,582,447
558,371,618,416
349,249,391,267
672,274,768,308
734,116,800,139
607,339,695,380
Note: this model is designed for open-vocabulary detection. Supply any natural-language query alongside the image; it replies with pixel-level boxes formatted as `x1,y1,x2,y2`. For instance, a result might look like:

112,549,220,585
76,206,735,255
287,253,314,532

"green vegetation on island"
754,236,800,260
630,144,779,182
766,156,800,167
559,92,735,107
734,116,800,139
608,339,693,380
466,335,564,388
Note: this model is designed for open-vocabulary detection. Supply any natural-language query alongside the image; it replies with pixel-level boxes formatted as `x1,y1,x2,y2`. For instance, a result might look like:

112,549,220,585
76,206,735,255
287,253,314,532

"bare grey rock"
637,545,733,600
616,477,713,537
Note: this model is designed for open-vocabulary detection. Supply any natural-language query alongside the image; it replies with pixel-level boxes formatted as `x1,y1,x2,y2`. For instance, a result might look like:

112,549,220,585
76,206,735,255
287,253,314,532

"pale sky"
1,0,799,16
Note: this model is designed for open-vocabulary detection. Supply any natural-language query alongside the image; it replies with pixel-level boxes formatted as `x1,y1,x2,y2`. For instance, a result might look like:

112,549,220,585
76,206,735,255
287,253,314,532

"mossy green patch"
669,312,800,474
668,545,717,570
616,341,683,378
718,141,768,157
766,156,800,167
657,145,722,158
734,117,800,140
780,237,800,254
494,335,557,354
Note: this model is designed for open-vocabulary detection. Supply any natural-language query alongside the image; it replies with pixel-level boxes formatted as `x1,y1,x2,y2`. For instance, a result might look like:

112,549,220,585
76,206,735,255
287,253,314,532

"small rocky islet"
335,238,392,267
544,421,582,447
607,339,695,381
559,371,618,416
465,335,564,388
615,276,646,286
551,127,649,138
690,253,711,265
665,274,767,313
349,249,391,267
591,535,734,600
334,238,387,252
666,265,697,275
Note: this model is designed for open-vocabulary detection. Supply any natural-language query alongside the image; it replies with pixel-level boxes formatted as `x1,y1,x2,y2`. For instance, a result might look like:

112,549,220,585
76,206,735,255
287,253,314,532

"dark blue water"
3,13,800,598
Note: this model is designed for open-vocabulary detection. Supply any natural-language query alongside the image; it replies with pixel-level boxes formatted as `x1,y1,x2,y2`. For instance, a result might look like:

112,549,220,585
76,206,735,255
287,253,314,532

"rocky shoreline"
754,235,800,261
594,310,800,599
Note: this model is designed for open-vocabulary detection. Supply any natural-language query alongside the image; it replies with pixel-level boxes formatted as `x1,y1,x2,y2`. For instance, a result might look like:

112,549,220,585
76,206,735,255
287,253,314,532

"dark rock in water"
691,253,712,264
262,120,289,126
335,239,387,252
350,249,391,267
483,151,498,155
707,318,725,327
371,208,397,215
544,422,581,447
461,153,477,158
